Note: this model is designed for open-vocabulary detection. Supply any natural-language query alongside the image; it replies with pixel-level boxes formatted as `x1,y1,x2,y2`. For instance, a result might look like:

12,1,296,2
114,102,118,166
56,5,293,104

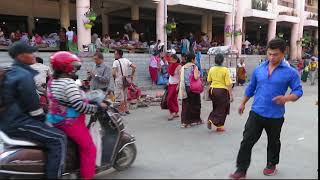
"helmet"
50,51,81,74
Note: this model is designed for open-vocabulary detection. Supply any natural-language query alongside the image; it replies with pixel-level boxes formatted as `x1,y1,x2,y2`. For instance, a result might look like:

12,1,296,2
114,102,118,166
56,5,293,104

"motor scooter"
0,91,137,179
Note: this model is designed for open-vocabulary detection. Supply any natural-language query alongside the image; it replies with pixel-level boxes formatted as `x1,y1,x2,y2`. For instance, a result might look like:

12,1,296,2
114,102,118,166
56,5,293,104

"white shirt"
169,66,180,85
244,40,251,48
66,31,74,41
30,63,51,89
112,58,133,82
237,63,246,68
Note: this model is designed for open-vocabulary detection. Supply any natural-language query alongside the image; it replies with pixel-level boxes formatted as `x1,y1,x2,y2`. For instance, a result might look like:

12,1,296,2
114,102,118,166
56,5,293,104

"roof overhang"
276,15,300,23
244,9,276,20
168,0,233,13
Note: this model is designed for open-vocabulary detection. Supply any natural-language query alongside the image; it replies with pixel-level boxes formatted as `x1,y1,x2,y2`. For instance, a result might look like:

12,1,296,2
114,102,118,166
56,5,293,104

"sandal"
168,116,174,121
174,114,180,118
207,120,213,129
180,124,191,128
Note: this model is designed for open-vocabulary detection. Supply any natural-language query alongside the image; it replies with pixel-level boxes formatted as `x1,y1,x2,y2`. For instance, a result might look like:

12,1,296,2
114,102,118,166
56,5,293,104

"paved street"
96,83,318,179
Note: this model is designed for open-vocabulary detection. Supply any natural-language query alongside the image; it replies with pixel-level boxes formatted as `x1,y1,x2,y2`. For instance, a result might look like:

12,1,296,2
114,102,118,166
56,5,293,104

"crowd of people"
0,36,315,179
0,28,73,50
297,55,318,85
242,39,267,55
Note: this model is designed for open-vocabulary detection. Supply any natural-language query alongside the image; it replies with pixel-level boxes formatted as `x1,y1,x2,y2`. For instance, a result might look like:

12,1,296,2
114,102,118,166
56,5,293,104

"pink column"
234,0,244,55
156,0,165,43
290,23,299,60
60,0,70,29
207,15,213,42
268,0,277,42
76,0,91,52
268,20,277,42
201,15,208,34
131,5,139,41
224,13,232,46
314,29,318,56
296,0,305,59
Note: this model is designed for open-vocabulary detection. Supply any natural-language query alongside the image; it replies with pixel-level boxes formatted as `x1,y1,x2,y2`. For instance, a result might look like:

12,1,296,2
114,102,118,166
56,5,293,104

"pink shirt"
149,56,159,68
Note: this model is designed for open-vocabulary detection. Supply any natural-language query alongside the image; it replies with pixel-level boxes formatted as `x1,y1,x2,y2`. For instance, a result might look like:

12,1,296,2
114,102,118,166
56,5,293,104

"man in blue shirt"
230,38,303,179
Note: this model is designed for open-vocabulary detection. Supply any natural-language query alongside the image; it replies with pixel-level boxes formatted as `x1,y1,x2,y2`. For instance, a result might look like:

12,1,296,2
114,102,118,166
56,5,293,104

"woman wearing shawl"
178,53,203,128
236,58,246,86
167,54,182,120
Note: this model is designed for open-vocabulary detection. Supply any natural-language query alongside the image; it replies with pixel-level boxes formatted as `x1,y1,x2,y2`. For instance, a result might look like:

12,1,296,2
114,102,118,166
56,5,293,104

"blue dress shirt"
245,60,303,119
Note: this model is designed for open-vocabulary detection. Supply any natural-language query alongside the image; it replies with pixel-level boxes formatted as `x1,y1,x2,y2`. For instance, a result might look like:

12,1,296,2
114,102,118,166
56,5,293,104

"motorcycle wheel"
113,144,137,171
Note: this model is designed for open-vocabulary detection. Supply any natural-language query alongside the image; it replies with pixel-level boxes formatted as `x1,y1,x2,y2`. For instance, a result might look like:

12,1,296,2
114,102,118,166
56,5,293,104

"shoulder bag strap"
117,60,124,77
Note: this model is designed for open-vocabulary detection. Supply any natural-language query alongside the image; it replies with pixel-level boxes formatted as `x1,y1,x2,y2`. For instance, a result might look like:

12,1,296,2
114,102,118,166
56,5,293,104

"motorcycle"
0,90,137,179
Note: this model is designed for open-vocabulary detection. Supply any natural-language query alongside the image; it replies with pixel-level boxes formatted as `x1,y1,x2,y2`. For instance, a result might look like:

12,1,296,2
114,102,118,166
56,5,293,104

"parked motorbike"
0,91,137,179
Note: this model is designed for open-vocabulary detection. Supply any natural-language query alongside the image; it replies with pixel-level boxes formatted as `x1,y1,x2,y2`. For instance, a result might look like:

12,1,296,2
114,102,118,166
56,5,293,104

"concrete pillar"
314,29,318,56
76,0,91,52
207,15,213,42
295,0,305,59
290,23,299,60
27,16,35,35
27,0,34,34
201,15,208,33
224,13,232,46
101,10,109,36
235,0,244,55
131,5,139,41
60,0,70,29
268,20,277,42
242,19,246,42
156,0,165,43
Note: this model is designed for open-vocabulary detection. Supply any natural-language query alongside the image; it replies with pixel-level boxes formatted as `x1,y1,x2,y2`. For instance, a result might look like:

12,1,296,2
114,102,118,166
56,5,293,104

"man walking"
0,42,67,179
30,57,51,93
88,52,113,94
112,49,136,116
230,38,303,179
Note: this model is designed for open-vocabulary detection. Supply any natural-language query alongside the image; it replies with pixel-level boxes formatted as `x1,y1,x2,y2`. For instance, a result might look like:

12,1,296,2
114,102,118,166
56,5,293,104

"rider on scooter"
46,51,107,179
0,42,67,179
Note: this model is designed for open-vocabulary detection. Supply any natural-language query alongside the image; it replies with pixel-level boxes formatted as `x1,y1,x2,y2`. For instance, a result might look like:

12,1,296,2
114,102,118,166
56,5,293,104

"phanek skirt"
208,87,230,127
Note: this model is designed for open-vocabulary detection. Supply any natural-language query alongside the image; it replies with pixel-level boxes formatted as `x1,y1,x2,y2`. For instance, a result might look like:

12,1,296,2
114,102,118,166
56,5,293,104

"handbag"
160,86,168,109
117,60,130,88
189,65,204,94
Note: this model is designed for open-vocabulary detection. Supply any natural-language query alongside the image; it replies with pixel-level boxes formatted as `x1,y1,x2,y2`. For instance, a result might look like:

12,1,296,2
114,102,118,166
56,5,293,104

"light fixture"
2,22,5,25
36,18,39,22
259,25,262,29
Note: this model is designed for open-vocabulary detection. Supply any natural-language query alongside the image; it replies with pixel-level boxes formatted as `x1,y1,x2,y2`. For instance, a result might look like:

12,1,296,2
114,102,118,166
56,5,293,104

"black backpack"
0,66,9,113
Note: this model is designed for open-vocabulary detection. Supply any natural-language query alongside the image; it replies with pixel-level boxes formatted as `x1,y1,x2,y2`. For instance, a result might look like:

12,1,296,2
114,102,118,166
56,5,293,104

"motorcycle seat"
0,131,37,146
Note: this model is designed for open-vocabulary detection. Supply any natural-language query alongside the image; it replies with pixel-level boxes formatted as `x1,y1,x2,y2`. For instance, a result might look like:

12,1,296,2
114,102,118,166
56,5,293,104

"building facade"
0,0,318,59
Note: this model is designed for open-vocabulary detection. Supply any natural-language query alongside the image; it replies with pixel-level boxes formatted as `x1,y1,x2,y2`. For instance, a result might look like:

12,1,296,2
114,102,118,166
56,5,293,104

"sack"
160,86,168,109
161,64,168,74
189,66,203,94
156,72,168,85
0,66,9,113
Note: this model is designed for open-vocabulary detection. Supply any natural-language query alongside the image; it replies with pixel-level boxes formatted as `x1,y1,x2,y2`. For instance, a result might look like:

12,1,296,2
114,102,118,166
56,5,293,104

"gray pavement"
96,82,318,179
